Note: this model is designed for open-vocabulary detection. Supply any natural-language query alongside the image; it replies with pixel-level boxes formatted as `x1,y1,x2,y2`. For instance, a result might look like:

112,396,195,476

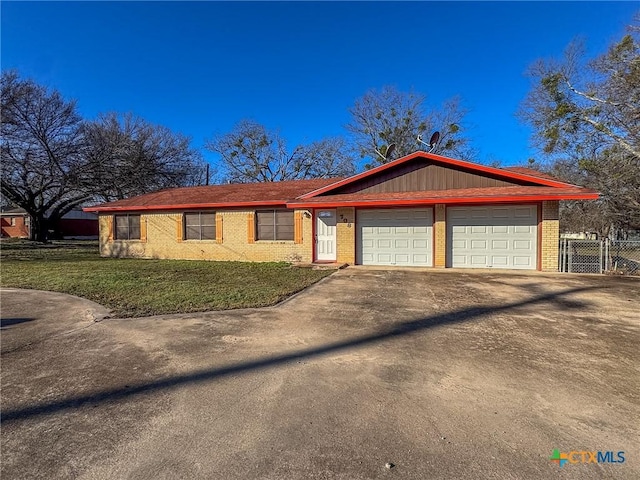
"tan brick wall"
540,201,560,271
99,209,313,262
433,204,446,268
336,207,355,264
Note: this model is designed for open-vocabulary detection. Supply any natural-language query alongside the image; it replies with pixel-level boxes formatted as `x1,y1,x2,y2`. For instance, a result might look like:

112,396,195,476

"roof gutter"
83,200,289,213
287,193,600,209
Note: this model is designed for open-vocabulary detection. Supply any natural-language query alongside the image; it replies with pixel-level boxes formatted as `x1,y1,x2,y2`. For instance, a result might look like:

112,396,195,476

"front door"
316,210,337,261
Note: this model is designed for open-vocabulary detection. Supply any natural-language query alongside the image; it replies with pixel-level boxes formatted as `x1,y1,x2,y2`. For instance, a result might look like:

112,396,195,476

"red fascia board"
288,193,599,209
299,152,572,199
83,200,288,213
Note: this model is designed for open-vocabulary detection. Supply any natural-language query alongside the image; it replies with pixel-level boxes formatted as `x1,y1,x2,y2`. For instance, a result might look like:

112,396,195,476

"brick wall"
433,204,446,268
540,201,560,271
99,202,563,270
336,207,355,264
1,216,29,238
100,209,313,262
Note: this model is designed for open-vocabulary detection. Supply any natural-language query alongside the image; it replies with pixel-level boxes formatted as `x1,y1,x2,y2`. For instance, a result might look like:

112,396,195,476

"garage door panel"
513,240,533,250
452,254,468,265
452,239,466,248
395,254,410,263
413,239,428,249
513,256,533,267
358,208,433,266
448,205,537,269
492,208,510,218
514,207,534,217
471,255,488,265
413,254,429,263
492,239,508,249
471,240,488,249
491,255,509,266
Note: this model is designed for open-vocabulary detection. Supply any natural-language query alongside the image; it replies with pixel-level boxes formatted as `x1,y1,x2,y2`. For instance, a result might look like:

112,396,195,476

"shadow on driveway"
1,284,596,424
0,318,35,329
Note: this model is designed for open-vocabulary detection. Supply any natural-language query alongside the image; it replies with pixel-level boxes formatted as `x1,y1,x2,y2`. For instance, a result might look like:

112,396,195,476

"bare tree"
82,112,207,202
519,17,640,234
1,71,88,242
346,86,472,167
1,72,210,241
205,120,355,182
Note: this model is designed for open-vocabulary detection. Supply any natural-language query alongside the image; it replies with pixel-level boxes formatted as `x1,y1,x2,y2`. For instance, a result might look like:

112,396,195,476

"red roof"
288,185,598,208
84,178,341,212
501,167,564,182
84,152,598,213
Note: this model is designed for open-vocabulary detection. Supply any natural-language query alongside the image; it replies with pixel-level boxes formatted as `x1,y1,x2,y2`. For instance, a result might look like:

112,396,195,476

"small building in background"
0,208,30,238
0,207,99,239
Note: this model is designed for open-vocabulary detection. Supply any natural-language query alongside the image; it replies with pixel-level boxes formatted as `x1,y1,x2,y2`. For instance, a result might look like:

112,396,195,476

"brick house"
0,207,99,239
84,151,598,271
0,208,30,238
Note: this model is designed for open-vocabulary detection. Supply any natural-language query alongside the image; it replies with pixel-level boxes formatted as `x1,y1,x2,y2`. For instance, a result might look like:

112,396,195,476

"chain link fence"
559,239,640,275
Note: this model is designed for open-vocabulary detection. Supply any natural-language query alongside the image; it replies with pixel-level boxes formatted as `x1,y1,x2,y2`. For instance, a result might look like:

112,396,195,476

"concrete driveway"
1,269,639,479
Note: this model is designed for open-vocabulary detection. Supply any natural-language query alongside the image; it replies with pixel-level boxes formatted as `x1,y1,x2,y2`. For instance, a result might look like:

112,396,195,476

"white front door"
316,210,337,261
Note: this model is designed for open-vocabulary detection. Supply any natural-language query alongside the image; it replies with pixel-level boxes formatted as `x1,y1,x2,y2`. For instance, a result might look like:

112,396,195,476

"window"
256,210,294,241
114,214,141,240
184,212,216,240
10,217,16,226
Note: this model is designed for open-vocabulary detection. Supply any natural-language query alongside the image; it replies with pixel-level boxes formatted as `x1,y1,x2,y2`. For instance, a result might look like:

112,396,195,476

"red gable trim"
288,193,599,209
83,200,287,213
299,151,573,199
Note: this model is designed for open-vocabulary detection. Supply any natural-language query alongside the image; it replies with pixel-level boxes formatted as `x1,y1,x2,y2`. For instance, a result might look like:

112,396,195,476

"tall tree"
1,71,87,242
346,86,471,167
519,17,640,235
205,120,355,183
83,112,207,202
1,72,209,241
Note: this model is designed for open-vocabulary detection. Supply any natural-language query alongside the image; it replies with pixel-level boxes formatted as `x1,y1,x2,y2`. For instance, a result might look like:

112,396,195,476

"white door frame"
315,209,337,262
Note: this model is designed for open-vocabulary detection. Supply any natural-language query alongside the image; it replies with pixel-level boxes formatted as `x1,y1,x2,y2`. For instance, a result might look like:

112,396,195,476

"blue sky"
2,1,637,171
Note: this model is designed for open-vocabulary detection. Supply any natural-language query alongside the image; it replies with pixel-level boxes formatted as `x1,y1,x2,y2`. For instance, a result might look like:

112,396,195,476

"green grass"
0,240,333,317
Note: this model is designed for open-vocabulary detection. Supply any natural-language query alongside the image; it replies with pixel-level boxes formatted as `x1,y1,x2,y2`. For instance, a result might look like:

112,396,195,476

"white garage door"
357,208,433,266
448,205,537,269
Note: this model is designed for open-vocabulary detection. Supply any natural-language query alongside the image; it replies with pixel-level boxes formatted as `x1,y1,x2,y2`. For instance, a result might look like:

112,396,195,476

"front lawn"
0,240,333,317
